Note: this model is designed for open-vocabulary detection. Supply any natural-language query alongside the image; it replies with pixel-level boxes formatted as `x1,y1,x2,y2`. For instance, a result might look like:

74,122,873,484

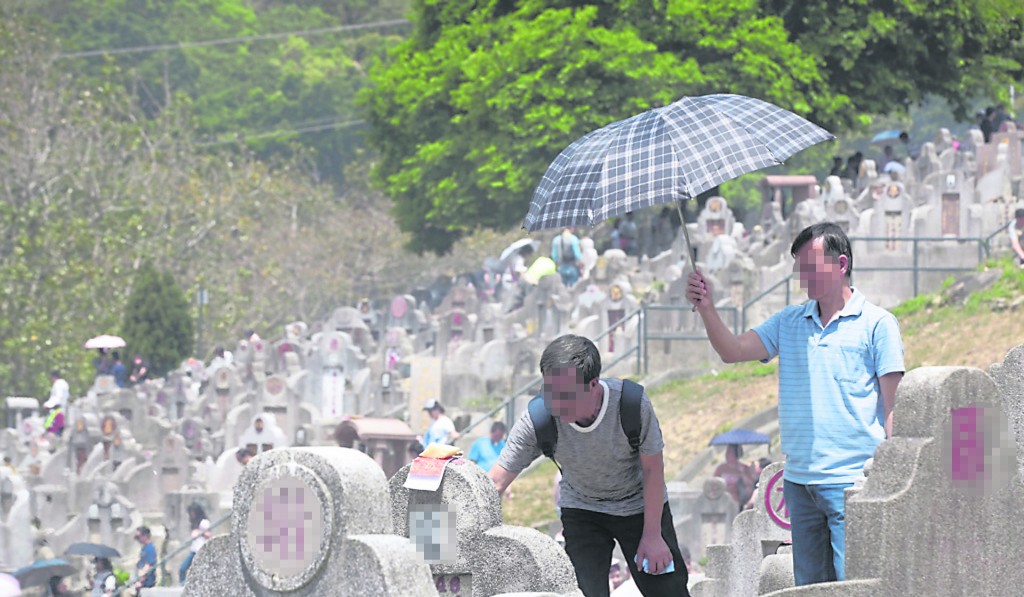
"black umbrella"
12,559,76,589
65,542,121,559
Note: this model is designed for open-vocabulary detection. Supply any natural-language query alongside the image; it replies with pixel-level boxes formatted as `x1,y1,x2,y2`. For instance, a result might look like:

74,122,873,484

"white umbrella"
499,238,537,263
83,335,126,349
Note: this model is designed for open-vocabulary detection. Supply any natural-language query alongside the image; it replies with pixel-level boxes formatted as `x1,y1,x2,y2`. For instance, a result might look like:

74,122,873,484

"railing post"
913,238,919,297
639,306,646,376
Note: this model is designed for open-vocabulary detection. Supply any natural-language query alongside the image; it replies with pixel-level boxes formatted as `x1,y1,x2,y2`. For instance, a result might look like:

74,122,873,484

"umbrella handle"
675,204,700,312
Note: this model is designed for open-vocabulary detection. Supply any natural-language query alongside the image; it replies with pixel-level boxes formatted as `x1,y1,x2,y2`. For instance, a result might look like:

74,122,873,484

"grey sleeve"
638,393,665,455
494,408,543,474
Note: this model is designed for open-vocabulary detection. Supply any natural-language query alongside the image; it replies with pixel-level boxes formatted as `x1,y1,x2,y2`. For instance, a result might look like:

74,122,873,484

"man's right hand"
685,269,714,311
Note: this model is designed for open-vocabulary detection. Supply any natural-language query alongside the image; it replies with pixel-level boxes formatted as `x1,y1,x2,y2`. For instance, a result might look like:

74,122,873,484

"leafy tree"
122,262,195,378
363,0,842,253
19,0,408,187
365,0,1022,253
760,0,1024,122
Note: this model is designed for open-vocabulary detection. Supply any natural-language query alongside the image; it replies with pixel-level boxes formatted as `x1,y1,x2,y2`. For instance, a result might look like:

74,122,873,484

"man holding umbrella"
686,222,905,585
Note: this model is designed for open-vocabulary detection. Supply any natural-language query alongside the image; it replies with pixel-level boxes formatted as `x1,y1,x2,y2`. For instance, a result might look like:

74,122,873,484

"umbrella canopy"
871,129,902,145
523,94,835,234
64,542,120,559
709,428,771,446
882,161,907,174
83,335,126,350
0,573,21,597
12,559,76,589
499,238,537,263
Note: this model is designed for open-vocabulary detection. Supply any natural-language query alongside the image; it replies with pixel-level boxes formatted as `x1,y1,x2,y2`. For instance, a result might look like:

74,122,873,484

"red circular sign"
390,296,408,319
764,470,791,530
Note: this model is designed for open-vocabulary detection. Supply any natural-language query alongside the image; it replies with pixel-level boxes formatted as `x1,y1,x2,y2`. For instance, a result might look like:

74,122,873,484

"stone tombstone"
67,413,101,475
315,331,350,419
201,365,241,427
829,365,1024,597
331,307,375,357
867,181,913,251
691,462,792,597
988,343,1024,478
389,457,582,596
387,294,422,336
0,471,34,570
184,447,437,597
697,197,735,241
153,432,191,495
238,413,289,456
695,478,739,561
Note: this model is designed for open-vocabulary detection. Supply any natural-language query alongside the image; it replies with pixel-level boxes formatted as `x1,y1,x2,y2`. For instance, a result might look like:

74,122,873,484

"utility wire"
196,118,367,146
57,18,411,59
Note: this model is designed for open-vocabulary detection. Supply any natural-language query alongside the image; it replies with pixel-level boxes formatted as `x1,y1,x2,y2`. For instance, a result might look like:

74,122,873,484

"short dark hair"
235,447,252,463
539,334,601,384
50,369,60,378
1015,208,1024,219
490,421,507,434
790,222,853,279
137,526,151,537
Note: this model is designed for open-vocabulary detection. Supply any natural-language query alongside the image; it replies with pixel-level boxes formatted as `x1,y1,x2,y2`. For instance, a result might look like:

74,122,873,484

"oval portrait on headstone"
242,464,332,591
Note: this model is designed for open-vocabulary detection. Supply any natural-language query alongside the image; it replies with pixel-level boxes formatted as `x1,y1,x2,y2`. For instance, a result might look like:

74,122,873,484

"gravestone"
691,462,792,597
389,456,583,596
184,447,437,596
759,354,1024,597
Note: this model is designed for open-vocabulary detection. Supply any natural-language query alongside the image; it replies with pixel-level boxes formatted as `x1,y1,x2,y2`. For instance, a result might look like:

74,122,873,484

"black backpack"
528,379,644,472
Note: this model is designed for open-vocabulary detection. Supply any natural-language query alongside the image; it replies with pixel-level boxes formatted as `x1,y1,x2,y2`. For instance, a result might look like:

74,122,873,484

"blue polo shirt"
753,288,905,484
468,437,505,473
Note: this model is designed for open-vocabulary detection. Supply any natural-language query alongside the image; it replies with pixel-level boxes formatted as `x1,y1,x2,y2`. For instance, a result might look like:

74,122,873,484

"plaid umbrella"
523,94,835,252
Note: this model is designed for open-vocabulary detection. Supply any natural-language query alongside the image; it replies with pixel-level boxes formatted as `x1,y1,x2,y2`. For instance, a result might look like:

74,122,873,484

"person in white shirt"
1008,208,1024,266
46,370,69,412
421,400,457,446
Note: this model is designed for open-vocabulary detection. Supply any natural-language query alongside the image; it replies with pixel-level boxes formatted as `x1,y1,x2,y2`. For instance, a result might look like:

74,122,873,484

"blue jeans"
783,480,853,585
179,551,196,584
558,264,579,287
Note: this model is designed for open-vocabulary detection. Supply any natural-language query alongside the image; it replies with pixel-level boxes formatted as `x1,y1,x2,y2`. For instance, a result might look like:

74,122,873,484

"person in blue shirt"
551,227,583,287
468,421,507,473
685,222,905,586
134,526,158,589
110,352,127,388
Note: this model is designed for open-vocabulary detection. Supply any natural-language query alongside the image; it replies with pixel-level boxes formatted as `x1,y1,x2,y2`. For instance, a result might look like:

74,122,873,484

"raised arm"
686,270,770,363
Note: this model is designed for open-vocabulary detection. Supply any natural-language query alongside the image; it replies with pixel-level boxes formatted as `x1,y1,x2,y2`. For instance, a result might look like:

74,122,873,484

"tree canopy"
364,0,1023,253
122,262,194,378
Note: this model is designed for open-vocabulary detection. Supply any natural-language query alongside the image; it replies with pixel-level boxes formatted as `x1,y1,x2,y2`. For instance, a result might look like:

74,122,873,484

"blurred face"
490,427,505,443
543,367,599,422
793,238,847,300
428,407,441,420
254,418,264,432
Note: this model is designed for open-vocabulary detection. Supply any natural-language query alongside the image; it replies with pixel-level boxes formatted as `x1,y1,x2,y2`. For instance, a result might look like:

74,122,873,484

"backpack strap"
619,379,644,453
528,395,561,472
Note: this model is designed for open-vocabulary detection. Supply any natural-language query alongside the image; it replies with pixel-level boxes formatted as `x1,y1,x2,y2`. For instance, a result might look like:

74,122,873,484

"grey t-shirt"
496,378,667,516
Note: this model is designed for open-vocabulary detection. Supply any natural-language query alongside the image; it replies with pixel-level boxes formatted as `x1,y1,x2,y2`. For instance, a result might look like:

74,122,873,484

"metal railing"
641,304,738,375
458,306,643,438
847,235,991,296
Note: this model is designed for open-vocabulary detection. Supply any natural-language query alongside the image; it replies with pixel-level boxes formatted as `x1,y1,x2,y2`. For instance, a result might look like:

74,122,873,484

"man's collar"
801,287,865,320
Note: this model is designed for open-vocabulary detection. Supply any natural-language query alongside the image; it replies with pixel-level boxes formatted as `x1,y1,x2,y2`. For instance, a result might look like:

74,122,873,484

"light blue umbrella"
709,428,771,446
870,129,902,145
12,559,76,589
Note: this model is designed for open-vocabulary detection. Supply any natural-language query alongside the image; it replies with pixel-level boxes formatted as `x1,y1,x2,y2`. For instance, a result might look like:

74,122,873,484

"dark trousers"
561,503,689,597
